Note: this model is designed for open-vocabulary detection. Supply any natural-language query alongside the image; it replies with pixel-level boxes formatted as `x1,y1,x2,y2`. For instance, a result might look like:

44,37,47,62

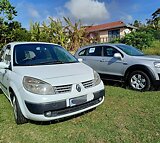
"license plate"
69,95,87,107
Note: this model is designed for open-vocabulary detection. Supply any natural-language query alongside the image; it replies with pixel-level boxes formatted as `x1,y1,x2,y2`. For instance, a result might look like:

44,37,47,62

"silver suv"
75,44,160,91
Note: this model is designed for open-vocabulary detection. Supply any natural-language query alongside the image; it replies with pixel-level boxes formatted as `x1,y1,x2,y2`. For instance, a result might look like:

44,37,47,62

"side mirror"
114,53,122,60
0,62,9,69
78,58,83,62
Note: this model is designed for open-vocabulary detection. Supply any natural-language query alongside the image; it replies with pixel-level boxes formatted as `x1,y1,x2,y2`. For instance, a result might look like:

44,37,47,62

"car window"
103,46,120,57
1,45,11,64
86,46,102,56
78,49,87,56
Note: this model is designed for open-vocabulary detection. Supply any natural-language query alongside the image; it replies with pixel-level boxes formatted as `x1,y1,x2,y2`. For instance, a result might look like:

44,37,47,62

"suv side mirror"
0,62,9,69
114,53,122,60
78,58,83,62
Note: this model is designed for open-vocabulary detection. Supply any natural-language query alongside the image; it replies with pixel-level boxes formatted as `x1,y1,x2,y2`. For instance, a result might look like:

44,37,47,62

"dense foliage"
0,0,159,53
112,19,160,51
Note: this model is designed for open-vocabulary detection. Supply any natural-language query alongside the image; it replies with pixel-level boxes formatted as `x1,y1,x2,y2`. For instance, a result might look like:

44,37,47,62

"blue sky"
9,0,160,29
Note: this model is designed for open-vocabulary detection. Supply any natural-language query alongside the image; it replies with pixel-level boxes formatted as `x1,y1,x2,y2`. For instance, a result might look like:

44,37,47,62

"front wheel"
12,96,28,124
128,71,151,91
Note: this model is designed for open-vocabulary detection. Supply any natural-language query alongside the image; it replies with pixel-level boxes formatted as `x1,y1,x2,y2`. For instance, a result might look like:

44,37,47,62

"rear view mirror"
114,53,122,60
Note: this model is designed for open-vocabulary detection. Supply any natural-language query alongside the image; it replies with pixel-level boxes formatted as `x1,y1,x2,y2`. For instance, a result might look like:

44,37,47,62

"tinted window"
78,49,87,56
103,46,120,57
86,46,102,56
13,44,78,66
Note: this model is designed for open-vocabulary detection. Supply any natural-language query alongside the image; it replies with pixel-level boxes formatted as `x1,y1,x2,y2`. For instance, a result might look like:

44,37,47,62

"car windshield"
13,44,78,66
116,44,144,56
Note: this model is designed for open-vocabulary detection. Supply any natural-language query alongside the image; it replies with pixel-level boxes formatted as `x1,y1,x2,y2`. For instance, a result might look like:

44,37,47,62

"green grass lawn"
0,86,160,143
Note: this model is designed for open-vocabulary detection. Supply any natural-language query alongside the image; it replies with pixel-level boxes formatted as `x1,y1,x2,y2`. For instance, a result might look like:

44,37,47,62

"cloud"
120,14,133,22
64,0,110,24
26,4,40,19
17,1,40,19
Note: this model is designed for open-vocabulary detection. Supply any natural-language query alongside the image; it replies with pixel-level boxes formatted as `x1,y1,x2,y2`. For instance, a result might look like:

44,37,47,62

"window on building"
108,29,120,42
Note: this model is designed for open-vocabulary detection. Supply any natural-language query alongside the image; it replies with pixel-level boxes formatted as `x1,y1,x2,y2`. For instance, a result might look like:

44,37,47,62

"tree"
64,17,88,51
0,0,18,47
152,8,160,30
44,17,69,48
0,0,17,21
30,18,70,49
30,22,41,41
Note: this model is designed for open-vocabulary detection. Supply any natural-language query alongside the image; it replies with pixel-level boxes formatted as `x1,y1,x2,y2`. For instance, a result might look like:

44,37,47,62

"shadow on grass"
0,89,3,94
29,108,96,125
102,79,160,91
103,80,125,88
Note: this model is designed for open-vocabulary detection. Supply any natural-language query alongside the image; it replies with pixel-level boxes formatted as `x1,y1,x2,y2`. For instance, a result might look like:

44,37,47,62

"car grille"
54,84,72,94
45,98,102,117
82,80,94,88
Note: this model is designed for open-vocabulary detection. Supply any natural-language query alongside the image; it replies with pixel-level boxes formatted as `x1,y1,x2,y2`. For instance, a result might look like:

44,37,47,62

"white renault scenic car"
0,42,105,124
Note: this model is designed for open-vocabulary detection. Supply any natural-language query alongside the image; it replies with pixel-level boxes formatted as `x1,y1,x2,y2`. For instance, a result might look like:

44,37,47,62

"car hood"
133,55,160,61
13,63,94,85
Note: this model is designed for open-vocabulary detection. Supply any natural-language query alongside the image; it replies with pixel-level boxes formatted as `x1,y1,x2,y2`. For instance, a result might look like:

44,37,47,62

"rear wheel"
12,95,28,124
128,71,151,91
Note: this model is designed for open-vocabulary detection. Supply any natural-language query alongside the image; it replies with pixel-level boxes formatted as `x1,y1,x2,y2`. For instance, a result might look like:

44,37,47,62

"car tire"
128,71,151,91
12,95,28,124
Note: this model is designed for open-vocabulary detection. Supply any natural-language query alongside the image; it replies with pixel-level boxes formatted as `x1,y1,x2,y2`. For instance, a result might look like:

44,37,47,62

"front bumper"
25,89,105,120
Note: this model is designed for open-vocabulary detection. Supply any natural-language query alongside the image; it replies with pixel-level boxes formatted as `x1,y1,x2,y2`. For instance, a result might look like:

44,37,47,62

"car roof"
78,43,125,51
7,42,59,47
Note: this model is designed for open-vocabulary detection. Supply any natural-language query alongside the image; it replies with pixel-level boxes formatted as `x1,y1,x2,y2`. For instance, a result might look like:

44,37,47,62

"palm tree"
64,17,88,51
30,22,41,41
152,8,160,30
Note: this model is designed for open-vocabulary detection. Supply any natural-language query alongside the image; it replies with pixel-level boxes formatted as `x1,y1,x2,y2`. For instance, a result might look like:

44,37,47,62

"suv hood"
133,55,160,61
13,63,94,85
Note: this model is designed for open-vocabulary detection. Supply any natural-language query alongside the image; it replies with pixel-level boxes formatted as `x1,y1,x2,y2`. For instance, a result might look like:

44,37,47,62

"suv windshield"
117,44,144,56
14,44,78,66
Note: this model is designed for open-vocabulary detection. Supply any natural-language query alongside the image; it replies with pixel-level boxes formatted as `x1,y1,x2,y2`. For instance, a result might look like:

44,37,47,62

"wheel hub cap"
131,74,146,90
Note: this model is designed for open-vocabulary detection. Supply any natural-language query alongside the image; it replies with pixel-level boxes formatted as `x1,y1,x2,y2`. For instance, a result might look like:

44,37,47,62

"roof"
86,21,136,32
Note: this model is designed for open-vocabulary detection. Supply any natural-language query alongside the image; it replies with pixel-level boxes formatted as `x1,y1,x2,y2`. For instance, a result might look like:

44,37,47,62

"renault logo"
76,84,81,92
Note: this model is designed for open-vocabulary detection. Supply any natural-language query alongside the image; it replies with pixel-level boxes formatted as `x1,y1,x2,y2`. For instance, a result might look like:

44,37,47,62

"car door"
79,46,103,73
0,45,11,97
99,46,125,77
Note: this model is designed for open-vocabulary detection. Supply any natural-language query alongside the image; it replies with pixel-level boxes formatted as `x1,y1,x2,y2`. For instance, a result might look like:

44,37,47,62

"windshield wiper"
39,60,64,65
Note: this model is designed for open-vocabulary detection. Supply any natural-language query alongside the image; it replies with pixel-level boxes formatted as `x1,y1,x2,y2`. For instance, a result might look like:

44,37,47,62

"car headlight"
93,70,101,86
23,76,55,95
154,62,160,68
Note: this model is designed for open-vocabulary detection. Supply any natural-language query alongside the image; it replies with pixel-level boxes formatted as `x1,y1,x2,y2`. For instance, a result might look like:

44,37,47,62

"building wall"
88,27,134,43
99,30,108,43
120,28,132,37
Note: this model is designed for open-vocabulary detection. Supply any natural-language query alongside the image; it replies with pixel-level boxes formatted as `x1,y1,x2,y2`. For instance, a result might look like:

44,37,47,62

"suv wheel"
12,95,28,124
128,71,151,91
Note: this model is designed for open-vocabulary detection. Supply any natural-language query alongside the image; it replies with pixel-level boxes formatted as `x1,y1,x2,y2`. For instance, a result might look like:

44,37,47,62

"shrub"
120,31,154,50
143,40,160,55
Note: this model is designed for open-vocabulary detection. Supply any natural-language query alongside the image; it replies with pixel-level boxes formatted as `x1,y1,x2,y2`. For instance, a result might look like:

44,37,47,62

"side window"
103,46,120,57
78,49,87,56
1,45,11,64
0,49,5,62
86,46,102,56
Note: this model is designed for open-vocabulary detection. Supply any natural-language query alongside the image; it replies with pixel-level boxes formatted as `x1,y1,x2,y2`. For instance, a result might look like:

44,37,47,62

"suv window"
86,46,102,56
103,46,120,57
78,49,87,56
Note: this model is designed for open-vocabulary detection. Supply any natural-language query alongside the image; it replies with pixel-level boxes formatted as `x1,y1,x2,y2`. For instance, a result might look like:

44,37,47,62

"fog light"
45,111,52,117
